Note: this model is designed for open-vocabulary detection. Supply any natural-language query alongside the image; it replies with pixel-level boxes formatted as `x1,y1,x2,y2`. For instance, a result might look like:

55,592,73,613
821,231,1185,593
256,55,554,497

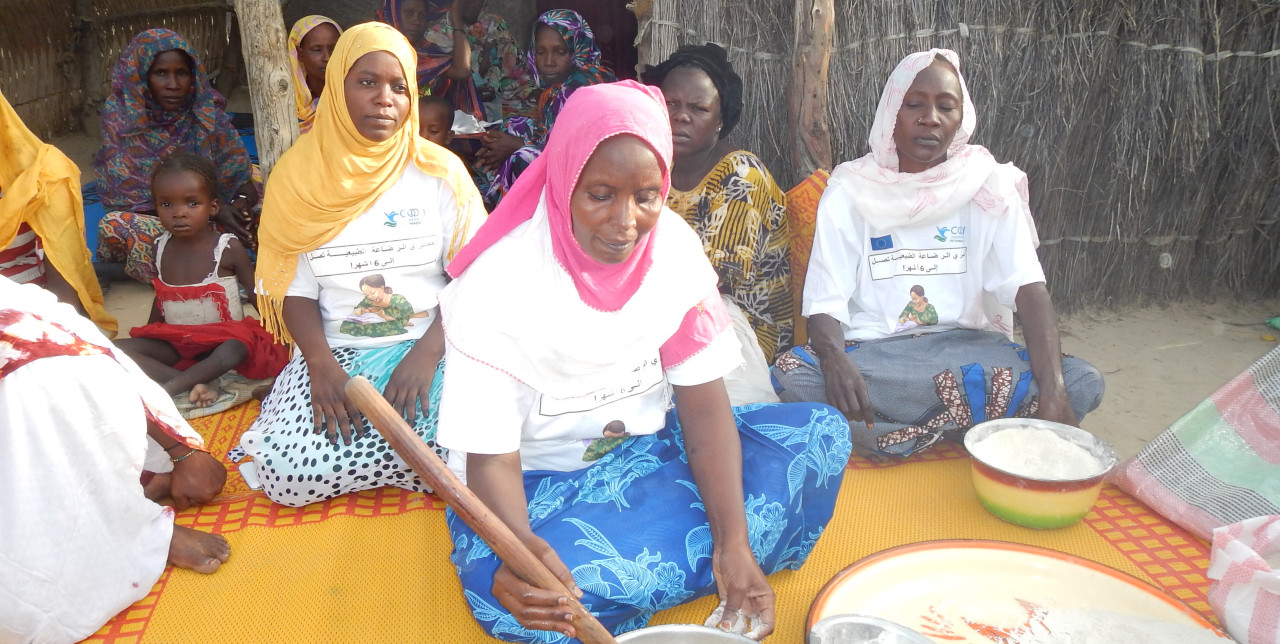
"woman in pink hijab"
434,80,850,642
774,50,1104,458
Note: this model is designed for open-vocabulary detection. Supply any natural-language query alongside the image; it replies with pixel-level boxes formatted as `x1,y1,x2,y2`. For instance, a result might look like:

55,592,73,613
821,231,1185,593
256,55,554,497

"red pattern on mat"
1084,486,1216,623
87,412,1217,641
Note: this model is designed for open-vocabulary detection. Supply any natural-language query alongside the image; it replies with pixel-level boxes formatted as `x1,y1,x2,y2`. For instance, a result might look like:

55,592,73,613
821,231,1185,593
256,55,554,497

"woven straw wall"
641,0,1280,309
0,0,230,139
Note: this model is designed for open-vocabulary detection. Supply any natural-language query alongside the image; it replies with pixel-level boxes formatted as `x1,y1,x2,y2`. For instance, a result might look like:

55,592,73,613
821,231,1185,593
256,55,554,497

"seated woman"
288,15,342,134
435,81,851,642
0,88,115,334
644,43,791,403
1,277,229,642
475,9,615,205
773,50,1105,458
239,22,485,508
423,0,534,121
94,28,258,282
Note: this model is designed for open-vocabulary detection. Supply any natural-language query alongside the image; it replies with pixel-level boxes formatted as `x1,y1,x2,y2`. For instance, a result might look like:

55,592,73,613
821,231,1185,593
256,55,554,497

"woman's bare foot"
168,524,230,574
189,383,220,408
143,472,172,503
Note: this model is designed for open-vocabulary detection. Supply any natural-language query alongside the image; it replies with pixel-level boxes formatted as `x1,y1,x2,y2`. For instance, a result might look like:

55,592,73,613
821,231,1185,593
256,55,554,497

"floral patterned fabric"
667,150,792,361
448,402,851,642
93,28,251,213
425,8,534,120
482,9,615,203
377,0,484,115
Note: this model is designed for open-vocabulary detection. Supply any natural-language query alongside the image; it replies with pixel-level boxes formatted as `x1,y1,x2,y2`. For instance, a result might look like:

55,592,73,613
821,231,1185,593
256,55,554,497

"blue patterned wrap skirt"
447,401,852,642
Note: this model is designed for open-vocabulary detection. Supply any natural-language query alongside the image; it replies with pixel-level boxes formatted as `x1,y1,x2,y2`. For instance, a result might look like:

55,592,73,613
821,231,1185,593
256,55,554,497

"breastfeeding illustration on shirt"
895,284,940,333
338,273,428,338
581,421,635,462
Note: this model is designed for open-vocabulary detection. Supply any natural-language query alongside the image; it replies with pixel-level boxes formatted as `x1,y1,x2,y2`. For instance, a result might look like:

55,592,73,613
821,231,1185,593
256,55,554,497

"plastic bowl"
963,418,1117,529
615,624,755,643
808,614,934,643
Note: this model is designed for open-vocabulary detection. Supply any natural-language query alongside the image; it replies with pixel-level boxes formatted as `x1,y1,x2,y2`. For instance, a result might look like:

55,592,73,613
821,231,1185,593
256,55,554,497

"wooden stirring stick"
345,376,618,644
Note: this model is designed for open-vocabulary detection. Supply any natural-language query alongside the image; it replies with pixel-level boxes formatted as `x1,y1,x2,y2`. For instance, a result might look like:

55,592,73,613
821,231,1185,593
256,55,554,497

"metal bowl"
807,614,934,644
963,418,1117,529
616,624,755,643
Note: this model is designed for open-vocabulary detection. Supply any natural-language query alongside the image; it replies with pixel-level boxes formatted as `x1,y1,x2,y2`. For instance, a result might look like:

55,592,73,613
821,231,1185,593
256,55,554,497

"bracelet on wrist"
170,447,202,463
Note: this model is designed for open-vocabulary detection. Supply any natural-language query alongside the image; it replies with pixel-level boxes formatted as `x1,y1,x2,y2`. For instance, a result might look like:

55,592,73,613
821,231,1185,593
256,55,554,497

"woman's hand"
214,193,257,250
710,542,776,640
1034,391,1079,427
169,449,227,511
383,341,438,424
820,354,875,428
307,357,366,445
476,131,523,171
492,536,583,639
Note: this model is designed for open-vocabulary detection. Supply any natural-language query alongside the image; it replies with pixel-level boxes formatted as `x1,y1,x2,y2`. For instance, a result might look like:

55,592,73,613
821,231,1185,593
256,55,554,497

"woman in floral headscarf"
772,50,1104,458
288,15,342,134
475,9,615,206
93,29,256,282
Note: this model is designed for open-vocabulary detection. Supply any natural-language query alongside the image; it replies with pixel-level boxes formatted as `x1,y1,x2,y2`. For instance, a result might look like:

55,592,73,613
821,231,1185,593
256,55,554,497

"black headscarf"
643,43,743,139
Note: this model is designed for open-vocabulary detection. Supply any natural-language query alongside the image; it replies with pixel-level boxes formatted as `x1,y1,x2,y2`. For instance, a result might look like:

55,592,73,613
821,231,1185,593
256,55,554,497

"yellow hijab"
0,88,117,336
256,22,483,343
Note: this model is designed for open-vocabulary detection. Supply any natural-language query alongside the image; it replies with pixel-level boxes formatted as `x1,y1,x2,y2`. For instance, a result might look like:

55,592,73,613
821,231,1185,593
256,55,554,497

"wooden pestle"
345,376,618,644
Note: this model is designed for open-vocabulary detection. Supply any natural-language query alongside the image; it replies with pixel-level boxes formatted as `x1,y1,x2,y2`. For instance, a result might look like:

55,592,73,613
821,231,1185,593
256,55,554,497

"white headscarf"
831,49,1037,240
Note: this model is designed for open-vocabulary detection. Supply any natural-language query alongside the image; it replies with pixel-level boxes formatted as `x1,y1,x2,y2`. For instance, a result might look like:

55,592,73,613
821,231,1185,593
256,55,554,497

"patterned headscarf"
93,29,250,212
376,0,449,39
288,15,342,134
527,10,614,113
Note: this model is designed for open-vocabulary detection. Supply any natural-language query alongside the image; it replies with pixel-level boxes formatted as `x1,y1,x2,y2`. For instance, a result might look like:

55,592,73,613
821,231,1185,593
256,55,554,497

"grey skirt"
771,329,1104,457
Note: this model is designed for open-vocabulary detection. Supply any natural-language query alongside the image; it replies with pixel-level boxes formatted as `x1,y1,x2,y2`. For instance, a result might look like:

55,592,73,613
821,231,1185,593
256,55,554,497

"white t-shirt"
802,171,1045,342
437,327,740,481
286,164,474,349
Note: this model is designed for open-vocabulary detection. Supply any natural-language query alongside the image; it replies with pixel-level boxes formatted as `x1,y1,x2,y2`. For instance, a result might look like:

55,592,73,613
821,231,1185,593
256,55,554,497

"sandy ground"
52,120,1280,463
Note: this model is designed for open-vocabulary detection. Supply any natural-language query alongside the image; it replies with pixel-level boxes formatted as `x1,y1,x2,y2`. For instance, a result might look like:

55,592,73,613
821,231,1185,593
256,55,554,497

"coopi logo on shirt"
933,225,966,243
383,207,425,228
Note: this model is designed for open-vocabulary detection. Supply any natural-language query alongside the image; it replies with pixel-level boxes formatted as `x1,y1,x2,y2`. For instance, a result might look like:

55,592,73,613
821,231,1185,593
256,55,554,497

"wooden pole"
344,377,619,644
788,0,835,177
232,0,297,179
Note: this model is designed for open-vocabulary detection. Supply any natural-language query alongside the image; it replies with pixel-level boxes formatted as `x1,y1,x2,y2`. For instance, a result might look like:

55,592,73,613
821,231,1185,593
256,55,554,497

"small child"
117,153,287,409
419,94,455,148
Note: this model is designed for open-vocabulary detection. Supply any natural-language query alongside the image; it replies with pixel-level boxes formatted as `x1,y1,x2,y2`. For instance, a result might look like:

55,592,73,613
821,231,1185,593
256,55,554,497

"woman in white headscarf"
773,49,1104,458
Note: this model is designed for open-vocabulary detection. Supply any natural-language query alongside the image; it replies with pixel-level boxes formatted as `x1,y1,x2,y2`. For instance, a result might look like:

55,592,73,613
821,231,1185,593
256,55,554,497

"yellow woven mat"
87,410,1212,643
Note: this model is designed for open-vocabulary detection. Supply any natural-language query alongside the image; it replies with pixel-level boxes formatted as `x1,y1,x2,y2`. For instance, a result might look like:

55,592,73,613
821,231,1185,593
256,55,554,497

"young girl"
117,153,287,408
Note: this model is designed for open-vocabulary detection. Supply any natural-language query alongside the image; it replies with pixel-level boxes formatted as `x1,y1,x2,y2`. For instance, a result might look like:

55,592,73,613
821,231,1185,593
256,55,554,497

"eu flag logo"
870,235,893,251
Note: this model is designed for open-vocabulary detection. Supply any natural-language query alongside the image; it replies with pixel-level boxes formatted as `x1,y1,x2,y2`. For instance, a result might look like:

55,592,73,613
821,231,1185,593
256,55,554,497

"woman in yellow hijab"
241,22,485,507
0,88,116,336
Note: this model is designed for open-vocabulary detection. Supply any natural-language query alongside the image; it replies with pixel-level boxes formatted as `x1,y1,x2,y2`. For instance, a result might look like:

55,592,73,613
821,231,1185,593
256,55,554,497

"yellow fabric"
666,150,792,360
288,15,342,134
0,89,116,336
255,22,485,343
784,168,829,346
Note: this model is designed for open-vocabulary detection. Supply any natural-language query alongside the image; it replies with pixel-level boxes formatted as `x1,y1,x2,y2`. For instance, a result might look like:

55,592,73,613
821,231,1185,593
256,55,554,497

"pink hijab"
441,81,726,398
448,80,671,312
831,49,1036,238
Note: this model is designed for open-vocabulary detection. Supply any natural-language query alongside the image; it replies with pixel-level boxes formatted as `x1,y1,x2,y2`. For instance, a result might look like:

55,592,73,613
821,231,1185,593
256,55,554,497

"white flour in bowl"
969,426,1105,480
1015,606,1230,643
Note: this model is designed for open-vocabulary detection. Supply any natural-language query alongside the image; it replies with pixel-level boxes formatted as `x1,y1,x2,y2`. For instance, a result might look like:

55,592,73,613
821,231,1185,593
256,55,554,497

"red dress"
129,233,286,379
